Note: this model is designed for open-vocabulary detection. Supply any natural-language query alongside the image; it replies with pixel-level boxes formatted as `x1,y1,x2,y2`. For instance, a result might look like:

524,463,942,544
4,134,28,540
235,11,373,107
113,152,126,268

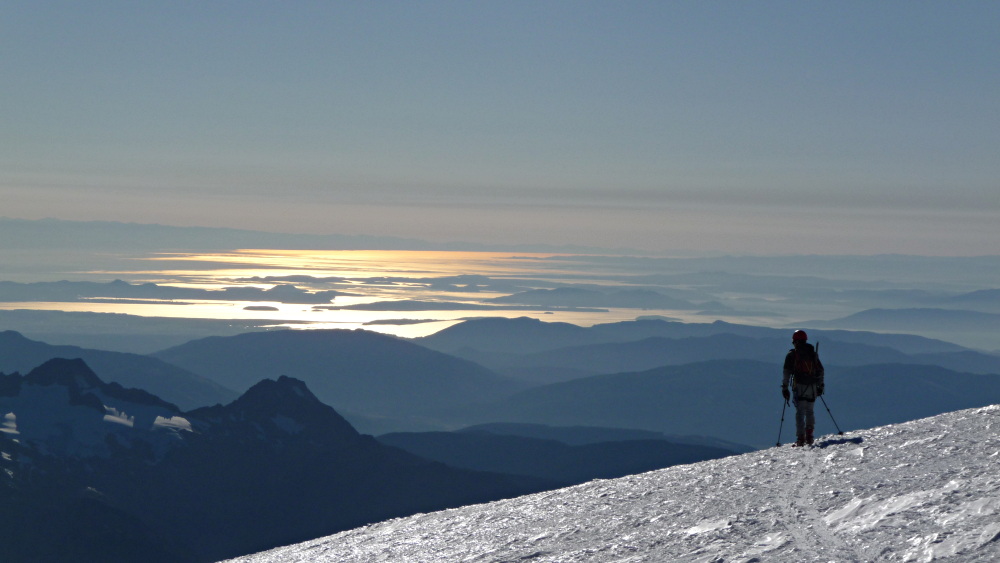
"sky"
3,1,999,255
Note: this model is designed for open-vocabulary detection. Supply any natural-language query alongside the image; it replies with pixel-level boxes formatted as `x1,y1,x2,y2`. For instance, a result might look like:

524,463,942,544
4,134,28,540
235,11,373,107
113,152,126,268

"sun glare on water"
0,250,679,339
143,249,591,279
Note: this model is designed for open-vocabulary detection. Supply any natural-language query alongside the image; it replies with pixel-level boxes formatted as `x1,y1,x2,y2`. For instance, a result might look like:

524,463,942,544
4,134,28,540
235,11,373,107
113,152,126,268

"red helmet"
792,330,808,342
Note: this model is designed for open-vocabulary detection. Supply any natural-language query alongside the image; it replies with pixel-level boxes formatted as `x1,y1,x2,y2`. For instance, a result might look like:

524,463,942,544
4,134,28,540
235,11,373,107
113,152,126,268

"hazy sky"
3,1,999,255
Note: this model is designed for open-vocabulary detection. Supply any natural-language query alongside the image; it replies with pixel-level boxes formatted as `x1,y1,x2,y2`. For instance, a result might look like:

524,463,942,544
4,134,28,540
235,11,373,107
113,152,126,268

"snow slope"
226,405,1000,562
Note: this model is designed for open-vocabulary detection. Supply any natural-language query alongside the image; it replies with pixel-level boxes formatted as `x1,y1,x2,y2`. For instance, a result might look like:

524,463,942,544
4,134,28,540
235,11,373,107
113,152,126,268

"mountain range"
3,314,1000,560
0,330,236,409
814,307,1000,332
0,359,550,562
416,316,968,357
416,317,1000,385
458,359,1000,448
150,328,525,433
465,333,1000,384
5,316,999,444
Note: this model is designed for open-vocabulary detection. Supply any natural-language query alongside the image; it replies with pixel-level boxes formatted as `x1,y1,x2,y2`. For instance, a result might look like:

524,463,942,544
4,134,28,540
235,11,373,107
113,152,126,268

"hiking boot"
806,428,814,445
793,435,806,447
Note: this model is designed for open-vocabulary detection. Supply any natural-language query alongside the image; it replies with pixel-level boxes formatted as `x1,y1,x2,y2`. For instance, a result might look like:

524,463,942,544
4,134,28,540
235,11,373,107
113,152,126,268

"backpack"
791,346,819,385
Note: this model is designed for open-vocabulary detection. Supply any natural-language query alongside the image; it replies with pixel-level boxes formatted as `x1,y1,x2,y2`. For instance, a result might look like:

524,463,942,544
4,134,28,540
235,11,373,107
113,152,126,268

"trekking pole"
819,395,844,435
812,340,845,435
776,399,788,446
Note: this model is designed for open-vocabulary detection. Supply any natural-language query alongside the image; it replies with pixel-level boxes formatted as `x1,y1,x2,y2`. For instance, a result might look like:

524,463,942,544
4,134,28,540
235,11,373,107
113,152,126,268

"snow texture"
226,405,1000,563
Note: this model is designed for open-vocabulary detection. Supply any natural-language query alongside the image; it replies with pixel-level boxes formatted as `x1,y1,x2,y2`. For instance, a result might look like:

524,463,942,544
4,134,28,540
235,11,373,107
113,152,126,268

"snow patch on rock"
153,415,192,432
103,406,135,427
1,412,17,435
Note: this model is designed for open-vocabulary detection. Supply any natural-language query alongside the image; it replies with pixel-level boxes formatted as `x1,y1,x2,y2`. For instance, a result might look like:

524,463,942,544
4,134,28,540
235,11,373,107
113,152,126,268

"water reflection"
1,250,711,339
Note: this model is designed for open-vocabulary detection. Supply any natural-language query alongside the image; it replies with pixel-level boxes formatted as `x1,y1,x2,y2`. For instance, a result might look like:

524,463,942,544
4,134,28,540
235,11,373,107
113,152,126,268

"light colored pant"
792,382,819,436
794,397,815,437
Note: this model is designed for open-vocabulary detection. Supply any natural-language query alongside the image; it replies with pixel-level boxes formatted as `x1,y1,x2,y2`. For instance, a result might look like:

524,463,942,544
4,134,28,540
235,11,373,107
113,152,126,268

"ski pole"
776,399,788,446
819,395,844,435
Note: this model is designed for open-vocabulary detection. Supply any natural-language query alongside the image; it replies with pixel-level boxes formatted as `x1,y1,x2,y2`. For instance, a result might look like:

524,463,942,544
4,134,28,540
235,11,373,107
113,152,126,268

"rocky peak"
190,376,360,447
230,376,326,417
24,358,104,390
22,358,178,412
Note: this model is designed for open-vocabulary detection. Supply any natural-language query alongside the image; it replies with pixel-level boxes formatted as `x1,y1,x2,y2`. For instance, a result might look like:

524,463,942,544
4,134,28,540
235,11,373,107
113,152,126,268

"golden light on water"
142,249,594,280
0,249,724,339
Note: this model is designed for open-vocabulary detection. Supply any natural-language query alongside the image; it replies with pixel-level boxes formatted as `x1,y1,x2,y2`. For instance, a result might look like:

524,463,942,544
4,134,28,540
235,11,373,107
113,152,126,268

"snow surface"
225,405,1000,563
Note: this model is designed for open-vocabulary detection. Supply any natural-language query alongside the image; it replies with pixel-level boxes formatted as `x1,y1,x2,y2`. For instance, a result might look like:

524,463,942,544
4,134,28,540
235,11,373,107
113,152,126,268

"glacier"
226,405,1000,562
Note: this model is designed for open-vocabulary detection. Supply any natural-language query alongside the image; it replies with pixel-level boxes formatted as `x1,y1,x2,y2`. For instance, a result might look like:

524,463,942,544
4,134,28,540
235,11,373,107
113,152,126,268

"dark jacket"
782,342,825,401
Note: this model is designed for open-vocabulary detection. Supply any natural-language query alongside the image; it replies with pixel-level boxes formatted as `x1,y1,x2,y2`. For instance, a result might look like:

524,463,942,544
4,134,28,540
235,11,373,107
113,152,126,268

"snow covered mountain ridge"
227,405,1000,563
0,357,190,459
0,359,554,562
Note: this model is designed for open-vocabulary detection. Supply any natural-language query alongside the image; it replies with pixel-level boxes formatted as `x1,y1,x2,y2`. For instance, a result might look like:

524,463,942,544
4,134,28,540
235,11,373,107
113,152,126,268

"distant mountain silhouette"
377,430,736,486
0,309,293,354
491,335,783,383
416,318,985,384
417,317,966,358
909,350,1000,374
469,334,1000,384
813,308,1000,332
0,331,236,409
151,329,526,433
0,360,550,562
947,288,1000,312
416,316,606,354
461,359,1000,448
